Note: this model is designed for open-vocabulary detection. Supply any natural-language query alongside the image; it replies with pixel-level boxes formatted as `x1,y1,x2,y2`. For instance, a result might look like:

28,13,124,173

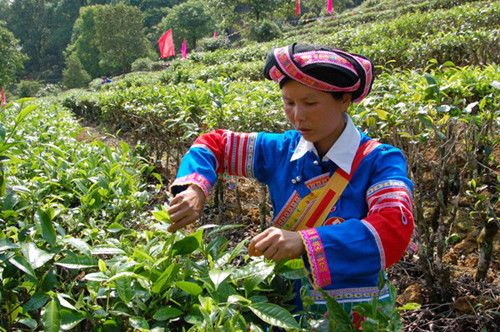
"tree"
0,22,27,87
4,0,47,79
67,4,150,77
126,0,183,30
3,0,83,82
236,0,288,22
68,6,101,78
157,0,214,50
42,0,86,81
94,4,150,74
62,52,91,88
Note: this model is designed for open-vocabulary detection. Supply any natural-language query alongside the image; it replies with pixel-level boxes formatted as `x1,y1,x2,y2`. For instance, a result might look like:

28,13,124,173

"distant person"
167,43,414,325
101,76,112,84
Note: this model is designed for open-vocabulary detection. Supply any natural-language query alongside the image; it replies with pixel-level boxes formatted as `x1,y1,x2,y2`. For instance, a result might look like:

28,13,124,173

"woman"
167,43,414,321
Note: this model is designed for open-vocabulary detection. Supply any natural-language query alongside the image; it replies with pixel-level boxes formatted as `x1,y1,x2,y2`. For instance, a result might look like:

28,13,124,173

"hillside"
0,0,498,330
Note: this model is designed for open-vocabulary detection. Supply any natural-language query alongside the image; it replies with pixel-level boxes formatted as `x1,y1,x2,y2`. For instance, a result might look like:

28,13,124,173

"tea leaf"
398,302,422,311
42,298,61,332
60,309,85,330
248,302,301,330
209,269,231,290
57,294,77,311
9,254,36,278
55,254,97,269
21,242,54,269
63,237,91,254
176,281,203,296
0,238,19,252
23,293,50,312
35,209,57,246
129,316,149,330
152,263,178,294
83,272,108,282
16,104,37,124
91,246,126,255
153,306,183,321
114,277,134,303
172,229,203,256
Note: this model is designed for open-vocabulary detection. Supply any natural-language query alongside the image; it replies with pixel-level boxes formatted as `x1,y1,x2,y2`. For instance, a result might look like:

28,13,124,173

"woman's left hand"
248,227,305,261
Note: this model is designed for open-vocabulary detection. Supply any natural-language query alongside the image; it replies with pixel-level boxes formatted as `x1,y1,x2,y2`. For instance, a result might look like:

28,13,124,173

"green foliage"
196,34,232,52
15,80,44,98
34,84,64,98
248,19,282,42
0,95,308,330
157,0,215,50
94,3,150,75
62,53,92,89
0,21,26,87
186,0,497,75
126,0,183,32
131,57,165,72
1,1,498,330
68,6,101,78
67,3,150,79
1,0,82,82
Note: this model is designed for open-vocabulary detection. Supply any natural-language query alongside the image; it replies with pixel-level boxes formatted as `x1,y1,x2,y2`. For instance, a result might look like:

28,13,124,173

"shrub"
248,19,282,42
15,79,44,98
63,53,92,89
196,34,231,52
131,57,154,71
35,83,63,97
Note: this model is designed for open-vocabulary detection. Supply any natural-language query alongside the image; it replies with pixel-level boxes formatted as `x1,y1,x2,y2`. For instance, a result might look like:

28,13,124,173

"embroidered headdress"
263,43,374,103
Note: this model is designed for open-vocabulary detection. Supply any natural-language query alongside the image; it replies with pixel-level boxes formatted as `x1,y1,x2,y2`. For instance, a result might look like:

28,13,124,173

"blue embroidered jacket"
171,116,414,305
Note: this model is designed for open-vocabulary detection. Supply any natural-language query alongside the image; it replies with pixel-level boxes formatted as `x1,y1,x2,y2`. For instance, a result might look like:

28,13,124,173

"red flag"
327,0,333,15
1,87,6,107
181,39,187,60
158,29,175,59
213,31,218,39
295,0,301,16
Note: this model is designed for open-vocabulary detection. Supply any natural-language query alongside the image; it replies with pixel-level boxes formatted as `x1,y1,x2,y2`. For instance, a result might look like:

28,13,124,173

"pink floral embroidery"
170,173,211,197
269,65,285,82
299,228,332,288
274,47,359,93
294,51,357,75
273,46,360,93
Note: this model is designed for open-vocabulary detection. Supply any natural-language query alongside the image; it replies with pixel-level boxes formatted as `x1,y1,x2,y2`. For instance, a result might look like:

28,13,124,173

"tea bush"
0,100,308,330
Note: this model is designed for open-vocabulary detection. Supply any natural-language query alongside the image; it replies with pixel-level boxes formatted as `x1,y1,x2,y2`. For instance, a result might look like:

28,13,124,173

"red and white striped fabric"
192,130,258,177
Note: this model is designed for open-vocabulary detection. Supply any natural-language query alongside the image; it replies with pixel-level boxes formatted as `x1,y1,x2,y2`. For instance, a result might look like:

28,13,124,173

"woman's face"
281,80,351,155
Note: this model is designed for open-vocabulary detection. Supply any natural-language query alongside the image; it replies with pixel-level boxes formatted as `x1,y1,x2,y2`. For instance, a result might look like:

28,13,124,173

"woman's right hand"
167,185,206,232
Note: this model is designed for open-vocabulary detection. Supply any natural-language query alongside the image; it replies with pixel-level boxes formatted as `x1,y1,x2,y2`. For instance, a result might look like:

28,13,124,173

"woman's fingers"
248,228,305,261
166,185,206,232
167,213,197,232
262,243,279,260
249,228,277,257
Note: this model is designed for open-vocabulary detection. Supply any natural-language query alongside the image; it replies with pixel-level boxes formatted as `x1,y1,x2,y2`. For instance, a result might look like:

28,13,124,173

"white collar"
290,114,361,174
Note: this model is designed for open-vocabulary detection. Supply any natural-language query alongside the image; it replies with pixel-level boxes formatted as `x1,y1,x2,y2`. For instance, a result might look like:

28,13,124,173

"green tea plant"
0,99,311,331
62,62,499,306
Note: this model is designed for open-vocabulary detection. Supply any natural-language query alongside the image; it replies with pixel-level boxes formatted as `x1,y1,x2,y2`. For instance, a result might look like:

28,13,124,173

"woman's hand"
248,227,305,261
167,185,206,232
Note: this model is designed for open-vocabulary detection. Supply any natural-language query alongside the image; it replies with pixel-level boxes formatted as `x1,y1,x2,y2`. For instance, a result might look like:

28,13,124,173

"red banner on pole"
1,87,6,107
158,29,175,59
327,0,333,15
296,0,301,16
181,39,187,60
